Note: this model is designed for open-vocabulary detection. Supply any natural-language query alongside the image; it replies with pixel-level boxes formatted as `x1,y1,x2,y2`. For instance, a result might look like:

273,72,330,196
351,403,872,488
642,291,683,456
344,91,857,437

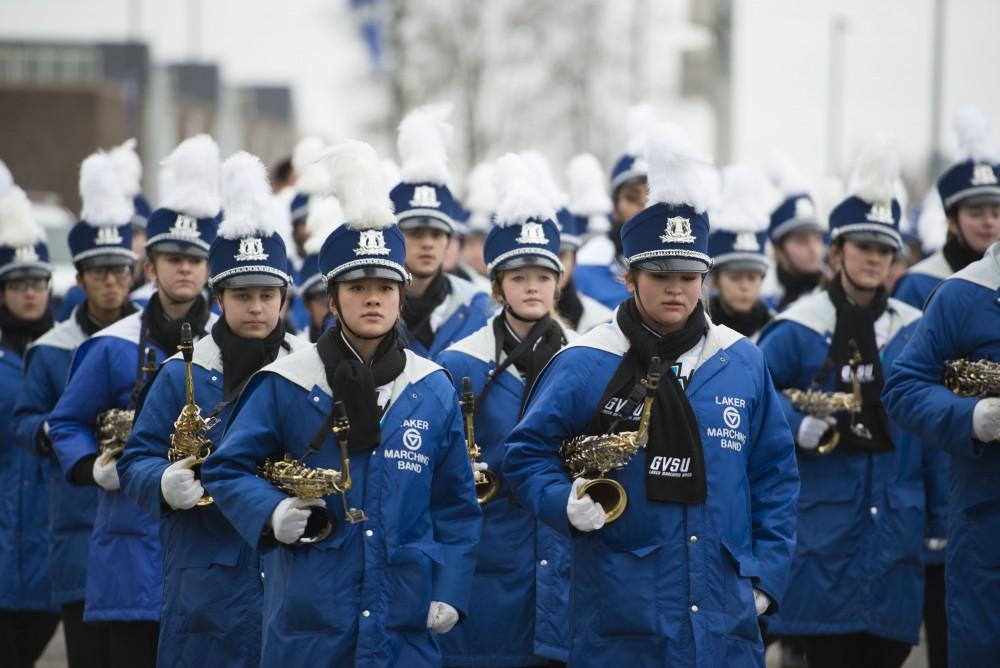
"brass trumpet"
459,376,499,504
167,323,217,507
943,358,1000,397
560,357,662,524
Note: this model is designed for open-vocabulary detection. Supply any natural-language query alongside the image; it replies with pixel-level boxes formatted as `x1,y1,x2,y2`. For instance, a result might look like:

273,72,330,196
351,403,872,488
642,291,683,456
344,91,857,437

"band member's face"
78,264,132,313
403,227,449,279
146,253,208,303
2,277,50,320
776,230,825,274
714,269,764,313
839,239,894,289
331,278,401,338
497,266,558,320
951,201,1000,254
220,286,282,339
626,270,703,334
558,250,576,289
612,180,648,225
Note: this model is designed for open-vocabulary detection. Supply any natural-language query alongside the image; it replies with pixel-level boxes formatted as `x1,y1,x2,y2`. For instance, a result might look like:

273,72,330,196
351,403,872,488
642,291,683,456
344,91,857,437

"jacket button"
690,604,699,613
539,559,548,566
362,610,370,618
689,535,698,544
211,376,217,382
313,397,319,402
870,506,878,517
365,529,374,537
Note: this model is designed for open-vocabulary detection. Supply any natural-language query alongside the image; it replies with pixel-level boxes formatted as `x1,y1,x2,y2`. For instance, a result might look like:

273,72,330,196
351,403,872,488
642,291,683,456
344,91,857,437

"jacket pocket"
886,485,926,565
385,541,443,632
721,539,761,644
594,543,663,637
964,497,1000,569
280,544,357,634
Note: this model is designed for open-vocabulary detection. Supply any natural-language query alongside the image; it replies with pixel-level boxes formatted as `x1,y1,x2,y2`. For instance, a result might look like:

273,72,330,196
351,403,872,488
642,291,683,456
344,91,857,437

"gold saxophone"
782,348,870,455
943,358,1000,397
258,401,368,544
459,376,500,505
559,356,662,524
167,322,216,507
95,348,157,465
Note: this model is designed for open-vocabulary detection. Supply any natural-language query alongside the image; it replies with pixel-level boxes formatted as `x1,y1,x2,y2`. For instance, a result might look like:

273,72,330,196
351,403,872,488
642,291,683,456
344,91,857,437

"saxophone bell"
460,376,499,505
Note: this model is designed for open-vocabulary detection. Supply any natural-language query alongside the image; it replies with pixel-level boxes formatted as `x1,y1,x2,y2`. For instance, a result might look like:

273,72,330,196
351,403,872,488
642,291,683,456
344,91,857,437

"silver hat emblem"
515,221,549,245
660,216,696,244
970,163,999,186
794,197,815,219
234,237,269,262
94,226,123,246
865,201,894,224
354,229,391,256
169,214,201,239
14,245,39,262
409,185,441,208
733,232,761,252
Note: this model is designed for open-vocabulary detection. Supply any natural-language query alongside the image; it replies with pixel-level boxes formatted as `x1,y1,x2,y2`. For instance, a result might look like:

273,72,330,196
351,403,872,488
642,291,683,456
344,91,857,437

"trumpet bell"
578,477,628,524
475,469,500,505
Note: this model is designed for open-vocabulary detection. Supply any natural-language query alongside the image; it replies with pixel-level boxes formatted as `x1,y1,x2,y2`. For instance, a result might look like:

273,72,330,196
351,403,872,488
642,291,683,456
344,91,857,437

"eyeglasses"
5,278,50,293
84,265,132,280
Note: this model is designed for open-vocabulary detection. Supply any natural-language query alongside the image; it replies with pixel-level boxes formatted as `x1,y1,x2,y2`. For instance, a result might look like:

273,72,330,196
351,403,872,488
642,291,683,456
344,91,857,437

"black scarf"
403,271,450,349
0,304,53,356
557,279,585,330
822,275,894,452
584,298,707,504
74,300,139,337
777,264,822,310
315,325,407,452
942,232,982,272
212,317,287,402
486,314,566,413
709,295,772,338
143,292,210,357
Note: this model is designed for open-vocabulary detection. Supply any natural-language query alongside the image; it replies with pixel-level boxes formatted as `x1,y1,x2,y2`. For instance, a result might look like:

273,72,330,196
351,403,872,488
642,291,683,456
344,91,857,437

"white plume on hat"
292,136,331,196
398,104,453,185
380,158,402,191
464,162,496,215
766,150,811,197
712,165,770,233
953,105,998,163
917,186,947,253
625,103,657,156
304,196,345,255
520,151,568,210
109,138,143,198
159,134,221,218
80,152,133,228
567,153,612,234
644,123,716,213
218,151,280,240
0,160,13,200
493,153,555,228
324,140,395,231
0,163,45,248
848,140,900,204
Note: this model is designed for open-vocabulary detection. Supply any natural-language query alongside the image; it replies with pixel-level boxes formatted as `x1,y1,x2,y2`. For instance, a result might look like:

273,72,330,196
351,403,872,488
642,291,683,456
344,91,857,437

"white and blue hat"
0,161,51,282
766,150,826,243
299,196,345,296
708,165,770,274
389,105,463,235
937,107,1000,211
69,152,138,268
484,154,563,278
319,140,408,285
109,138,152,228
146,134,221,258
208,152,292,289
609,104,656,195
621,124,715,274
289,136,331,222
829,142,903,251
567,152,613,245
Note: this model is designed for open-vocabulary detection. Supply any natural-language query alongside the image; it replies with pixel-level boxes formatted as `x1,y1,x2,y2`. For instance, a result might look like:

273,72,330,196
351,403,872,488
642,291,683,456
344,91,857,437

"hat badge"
94,226,123,246
170,214,202,240
14,245,39,263
865,201,894,224
794,197,815,219
970,163,998,186
515,221,549,245
234,236,269,262
733,232,761,252
660,216,696,244
409,185,441,209
354,229,391,256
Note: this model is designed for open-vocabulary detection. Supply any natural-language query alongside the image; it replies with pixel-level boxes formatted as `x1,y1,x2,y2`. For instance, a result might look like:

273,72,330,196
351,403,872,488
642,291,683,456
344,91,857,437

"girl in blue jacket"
436,154,574,666
202,141,482,668
503,126,799,668
758,144,946,668
119,152,308,668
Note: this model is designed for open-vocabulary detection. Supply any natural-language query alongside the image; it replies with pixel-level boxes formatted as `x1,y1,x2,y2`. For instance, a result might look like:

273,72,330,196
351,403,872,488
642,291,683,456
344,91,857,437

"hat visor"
148,241,209,258
493,254,563,275
78,254,136,269
957,192,1000,207
1,267,51,281
713,258,769,275
397,217,454,235
633,257,711,274
838,230,901,251
333,266,409,284
773,220,826,241
214,273,288,289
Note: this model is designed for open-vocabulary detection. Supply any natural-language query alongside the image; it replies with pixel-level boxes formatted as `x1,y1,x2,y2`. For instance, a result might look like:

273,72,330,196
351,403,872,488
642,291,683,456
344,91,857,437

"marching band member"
707,165,773,341
894,107,1000,308
883,240,1000,666
762,151,828,311
436,154,574,666
13,152,139,668
48,135,220,668
389,105,493,358
0,161,58,667
202,140,482,668
574,104,654,310
503,125,799,667
758,143,945,668
118,152,308,667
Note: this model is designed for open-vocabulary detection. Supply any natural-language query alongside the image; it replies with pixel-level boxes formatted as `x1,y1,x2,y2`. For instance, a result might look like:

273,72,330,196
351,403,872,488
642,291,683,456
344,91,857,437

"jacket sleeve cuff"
71,455,98,487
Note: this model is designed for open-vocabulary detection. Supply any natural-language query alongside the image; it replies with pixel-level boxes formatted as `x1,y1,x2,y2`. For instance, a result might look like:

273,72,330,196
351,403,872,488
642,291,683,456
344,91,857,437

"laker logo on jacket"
383,418,431,474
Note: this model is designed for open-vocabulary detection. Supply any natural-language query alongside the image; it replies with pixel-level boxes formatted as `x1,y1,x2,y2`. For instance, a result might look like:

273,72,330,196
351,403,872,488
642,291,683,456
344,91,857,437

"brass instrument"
943,358,1000,397
782,347,871,455
459,376,499,504
559,356,662,524
258,401,367,544
167,323,217,507
95,348,157,465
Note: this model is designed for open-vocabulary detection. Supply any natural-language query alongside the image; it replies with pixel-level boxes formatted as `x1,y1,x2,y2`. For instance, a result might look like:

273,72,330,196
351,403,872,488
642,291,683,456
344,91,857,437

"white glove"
426,601,459,634
753,588,770,616
160,456,204,510
270,497,326,545
972,398,1000,443
93,454,121,491
796,415,837,451
567,477,605,532
472,462,489,473
925,538,947,551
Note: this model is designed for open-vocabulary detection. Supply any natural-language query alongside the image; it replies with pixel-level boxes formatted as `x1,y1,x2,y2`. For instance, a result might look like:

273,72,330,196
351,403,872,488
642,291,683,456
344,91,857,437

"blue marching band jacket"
892,248,954,310
402,272,495,359
435,317,576,666
572,235,631,311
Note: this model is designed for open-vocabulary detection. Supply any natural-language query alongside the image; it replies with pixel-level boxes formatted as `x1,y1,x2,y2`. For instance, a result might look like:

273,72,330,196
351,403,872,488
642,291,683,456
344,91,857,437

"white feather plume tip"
567,153,612,217
464,162,496,215
304,197,345,255
109,138,143,198
917,187,947,253
520,151,568,209
80,152,133,227
160,134,221,217
644,123,715,213
625,103,657,156
380,159,402,191
712,165,769,233
324,140,395,231
0,160,13,199
953,105,998,162
218,152,279,240
848,140,899,204
0,186,45,248
398,104,453,185
493,153,555,227
766,150,811,196
292,136,331,196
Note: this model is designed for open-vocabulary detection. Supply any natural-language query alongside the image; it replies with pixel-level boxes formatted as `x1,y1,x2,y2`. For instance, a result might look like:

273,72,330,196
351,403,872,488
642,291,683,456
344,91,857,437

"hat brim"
214,273,289,289
332,266,409,284
1,267,51,281
149,242,209,258
837,230,901,251
78,254,136,269
633,257,711,274
957,192,1000,208
713,259,769,275
493,254,563,275
397,217,454,235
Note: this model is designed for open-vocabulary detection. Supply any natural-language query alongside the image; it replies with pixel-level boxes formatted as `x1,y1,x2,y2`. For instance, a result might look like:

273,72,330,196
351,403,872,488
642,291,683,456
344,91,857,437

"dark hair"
271,157,294,185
